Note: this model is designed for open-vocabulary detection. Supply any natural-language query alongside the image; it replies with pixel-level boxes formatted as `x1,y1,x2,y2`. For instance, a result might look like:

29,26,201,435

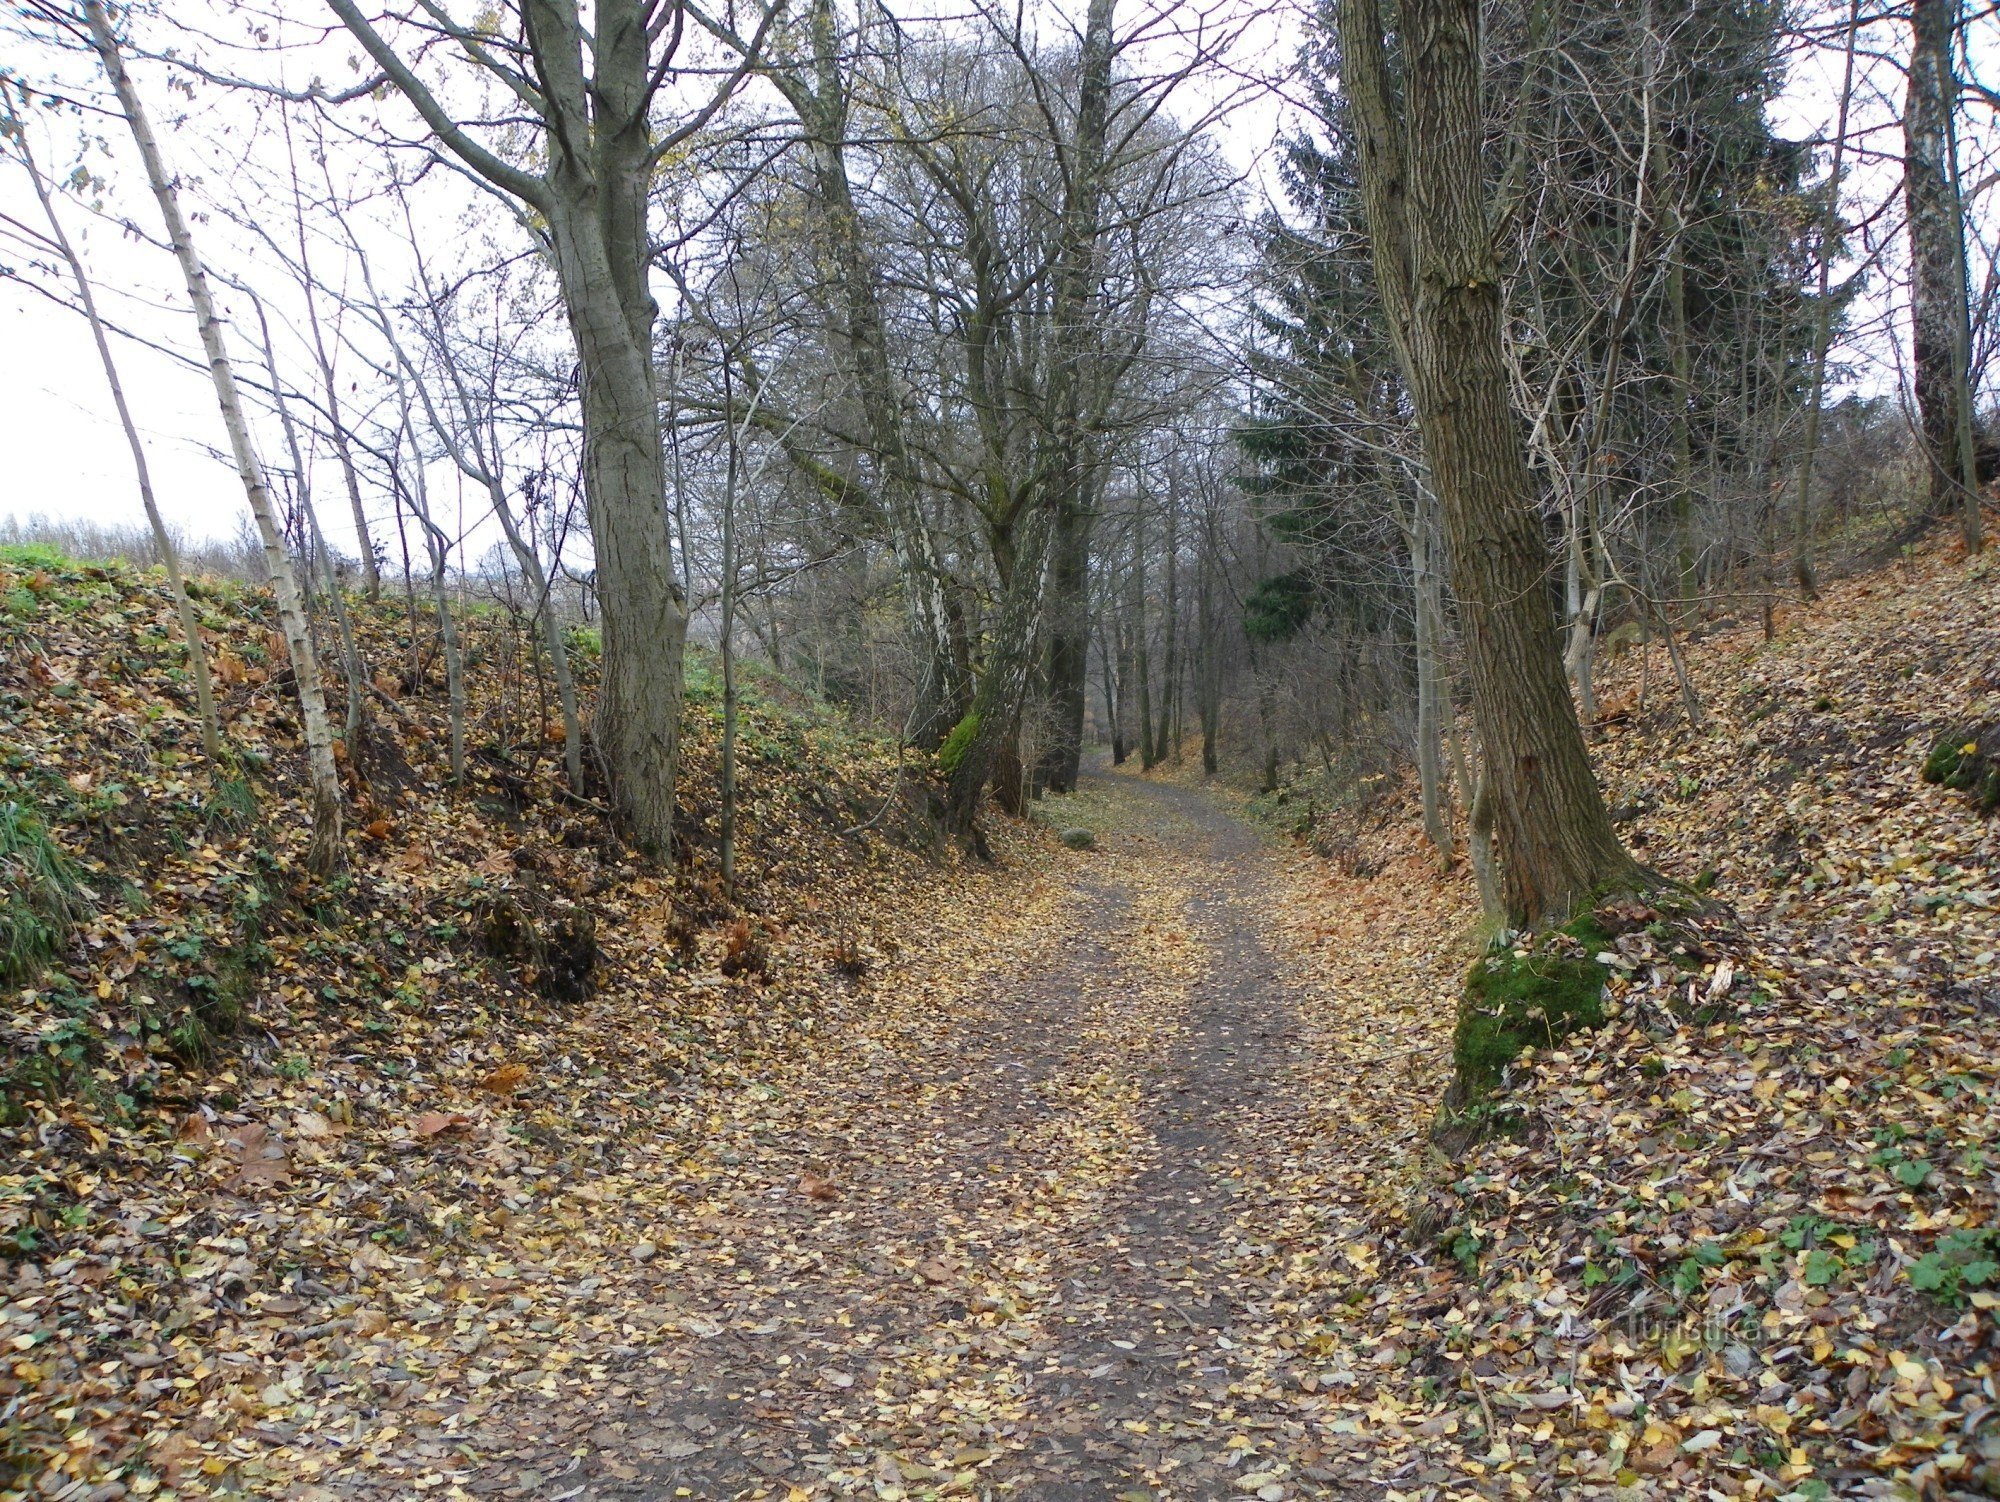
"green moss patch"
937,711,981,778
1921,723,1999,816
1447,913,1613,1120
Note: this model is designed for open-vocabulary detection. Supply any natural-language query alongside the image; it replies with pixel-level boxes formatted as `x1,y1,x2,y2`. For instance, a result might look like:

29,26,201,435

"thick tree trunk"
944,519,1052,841
543,192,686,857
1036,499,1092,794
1410,502,1454,864
334,0,692,859
86,0,342,873
1156,487,1180,765
1030,0,1116,798
1904,0,1981,550
1339,0,1643,927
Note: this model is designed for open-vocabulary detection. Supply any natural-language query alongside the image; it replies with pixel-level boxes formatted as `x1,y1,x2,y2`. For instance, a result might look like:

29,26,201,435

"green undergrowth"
0,542,76,573
680,646,893,773
1909,1227,2000,1305
0,801,83,983
1921,723,1999,816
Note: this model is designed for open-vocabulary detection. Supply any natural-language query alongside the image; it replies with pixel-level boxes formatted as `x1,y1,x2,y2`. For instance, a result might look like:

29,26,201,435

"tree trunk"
943,498,1054,841
1662,236,1699,620
1155,483,1180,765
541,192,686,856
333,0,691,859
1410,498,1454,865
253,294,369,755
1132,520,1158,771
719,358,740,898
791,0,968,748
1338,0,1642,928
1096,612,1124,766
1447,712,1501,921
1030,0,1116,797
1904,0,1981,550
1196,536,1220,777
390,255,587,796
85,0,341,872
1036,497,1092,794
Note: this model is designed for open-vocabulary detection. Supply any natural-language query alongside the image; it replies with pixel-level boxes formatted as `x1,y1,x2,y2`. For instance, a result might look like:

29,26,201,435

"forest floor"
5,532,1999,1502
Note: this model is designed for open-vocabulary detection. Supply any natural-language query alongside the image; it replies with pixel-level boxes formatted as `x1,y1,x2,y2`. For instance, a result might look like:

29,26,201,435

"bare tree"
327,0,771,856
77,0,343,872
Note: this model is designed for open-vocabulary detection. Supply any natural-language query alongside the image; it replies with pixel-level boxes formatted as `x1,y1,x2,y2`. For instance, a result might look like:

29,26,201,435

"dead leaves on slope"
1238,541,2000,1500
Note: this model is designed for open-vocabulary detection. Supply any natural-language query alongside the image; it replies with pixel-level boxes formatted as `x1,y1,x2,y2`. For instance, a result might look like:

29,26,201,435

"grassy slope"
0,545,994,1495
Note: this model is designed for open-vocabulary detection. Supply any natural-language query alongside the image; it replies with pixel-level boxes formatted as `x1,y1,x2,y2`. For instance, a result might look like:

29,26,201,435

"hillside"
1,534,1997,1502
0,545,1017,1495
1243,535,2000,1498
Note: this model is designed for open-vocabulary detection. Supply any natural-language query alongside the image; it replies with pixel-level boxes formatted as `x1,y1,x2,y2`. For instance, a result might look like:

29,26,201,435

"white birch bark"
83,0,342,871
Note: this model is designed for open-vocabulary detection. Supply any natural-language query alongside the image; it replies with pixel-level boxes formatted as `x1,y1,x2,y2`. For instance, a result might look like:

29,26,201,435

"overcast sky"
0,0,1989,558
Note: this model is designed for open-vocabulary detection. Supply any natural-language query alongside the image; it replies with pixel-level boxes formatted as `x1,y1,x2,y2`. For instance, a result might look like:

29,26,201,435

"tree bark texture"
1337,0,1643,927
1031,0,1116,797
1904,0,1980,548
332,0,689,857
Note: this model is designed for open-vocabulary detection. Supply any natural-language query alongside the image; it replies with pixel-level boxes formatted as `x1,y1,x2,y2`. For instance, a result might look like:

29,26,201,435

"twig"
1466,1368,1501,1445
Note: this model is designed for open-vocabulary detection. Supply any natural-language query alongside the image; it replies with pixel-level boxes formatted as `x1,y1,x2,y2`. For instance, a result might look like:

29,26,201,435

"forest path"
464,771,1380,1502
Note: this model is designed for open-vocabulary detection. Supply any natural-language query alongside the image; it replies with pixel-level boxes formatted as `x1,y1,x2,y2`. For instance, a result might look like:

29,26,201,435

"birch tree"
77,0,343,872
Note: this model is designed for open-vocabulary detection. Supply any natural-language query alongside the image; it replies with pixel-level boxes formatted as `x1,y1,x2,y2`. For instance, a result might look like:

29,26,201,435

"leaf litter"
1,534,1997,1502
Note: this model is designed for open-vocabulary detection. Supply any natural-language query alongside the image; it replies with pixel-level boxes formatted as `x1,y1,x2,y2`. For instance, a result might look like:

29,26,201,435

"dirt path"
449,773,1377,1501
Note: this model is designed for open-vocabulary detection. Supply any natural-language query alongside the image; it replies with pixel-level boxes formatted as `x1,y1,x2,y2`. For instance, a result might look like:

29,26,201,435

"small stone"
1060,827,1095,850
632,1241,658,1263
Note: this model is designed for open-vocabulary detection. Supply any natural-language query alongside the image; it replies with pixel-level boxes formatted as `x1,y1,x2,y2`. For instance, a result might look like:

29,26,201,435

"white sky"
0,0,1297,558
